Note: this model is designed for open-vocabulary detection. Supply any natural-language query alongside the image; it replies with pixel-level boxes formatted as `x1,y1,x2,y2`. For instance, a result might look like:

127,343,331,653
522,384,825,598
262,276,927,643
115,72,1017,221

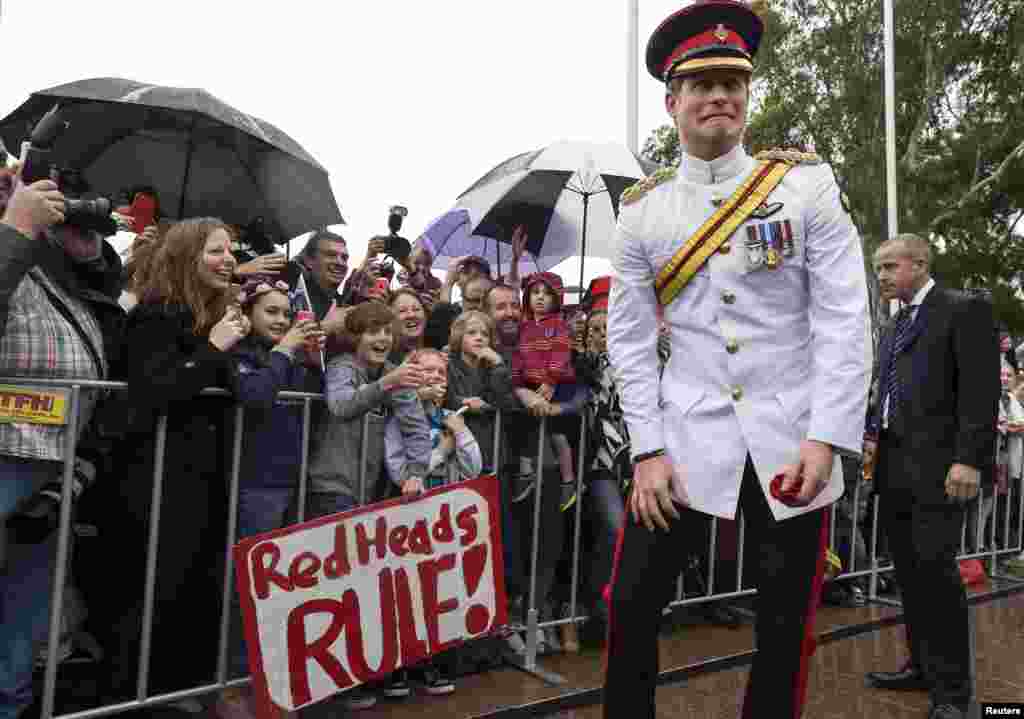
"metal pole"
525,417,547,669
1018,473,1024,552
217,405,246,683
568,410,588,623
849,477,863,573
40,386,81,719
736,511,745,591
138,413,169,701
882,0,899,239
578,193,590,301
829,498,837,557
868,494,881,600
707,517,718,596
974,487,984,555
493,409,503,472
626,0,640,154
358,413,370,506
296,399,312,523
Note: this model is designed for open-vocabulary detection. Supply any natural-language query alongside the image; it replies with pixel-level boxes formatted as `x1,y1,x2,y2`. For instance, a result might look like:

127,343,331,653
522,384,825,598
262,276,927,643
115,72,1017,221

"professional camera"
19,104,118,236
6,456,97,544
383,205,411,263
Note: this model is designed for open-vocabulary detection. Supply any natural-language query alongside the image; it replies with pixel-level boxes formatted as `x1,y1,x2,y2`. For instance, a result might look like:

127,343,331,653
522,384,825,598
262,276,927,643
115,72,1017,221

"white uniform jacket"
608,145,872,521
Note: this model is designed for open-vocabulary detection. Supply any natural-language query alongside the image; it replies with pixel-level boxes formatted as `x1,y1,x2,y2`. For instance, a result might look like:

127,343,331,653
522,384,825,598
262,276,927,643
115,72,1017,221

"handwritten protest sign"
233,475,506,717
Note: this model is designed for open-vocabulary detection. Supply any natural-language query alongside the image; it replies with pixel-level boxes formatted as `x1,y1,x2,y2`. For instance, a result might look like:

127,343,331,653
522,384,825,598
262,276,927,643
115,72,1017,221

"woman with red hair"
94,217,252,700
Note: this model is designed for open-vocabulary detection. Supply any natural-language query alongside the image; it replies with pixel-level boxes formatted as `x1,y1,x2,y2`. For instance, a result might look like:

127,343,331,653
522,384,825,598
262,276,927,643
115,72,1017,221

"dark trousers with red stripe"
603,457,828,719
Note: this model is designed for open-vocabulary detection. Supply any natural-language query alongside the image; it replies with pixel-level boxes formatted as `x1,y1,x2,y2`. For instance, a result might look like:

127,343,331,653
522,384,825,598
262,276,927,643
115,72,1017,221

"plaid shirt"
0,267,106,461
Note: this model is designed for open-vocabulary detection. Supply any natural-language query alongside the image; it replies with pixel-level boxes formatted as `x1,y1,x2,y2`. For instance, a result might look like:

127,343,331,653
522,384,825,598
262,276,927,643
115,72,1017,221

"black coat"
92,302,239,695
871,285,1000,502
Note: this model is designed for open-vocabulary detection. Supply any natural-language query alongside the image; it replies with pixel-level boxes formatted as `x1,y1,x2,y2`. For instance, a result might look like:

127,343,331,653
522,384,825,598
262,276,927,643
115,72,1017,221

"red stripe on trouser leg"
792,507,830,719
601,523,627,676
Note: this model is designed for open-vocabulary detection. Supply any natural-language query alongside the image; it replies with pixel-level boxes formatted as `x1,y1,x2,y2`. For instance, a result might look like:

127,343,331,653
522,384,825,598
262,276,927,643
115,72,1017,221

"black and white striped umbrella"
454,140,659,289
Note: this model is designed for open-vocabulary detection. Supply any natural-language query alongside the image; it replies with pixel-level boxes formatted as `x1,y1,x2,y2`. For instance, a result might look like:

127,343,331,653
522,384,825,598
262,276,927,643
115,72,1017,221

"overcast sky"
1,0,690,291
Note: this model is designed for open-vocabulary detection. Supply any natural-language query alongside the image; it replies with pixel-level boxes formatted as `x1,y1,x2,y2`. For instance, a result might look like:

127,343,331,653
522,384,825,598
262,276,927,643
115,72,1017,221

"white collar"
677,144,750,185
909,277,935,307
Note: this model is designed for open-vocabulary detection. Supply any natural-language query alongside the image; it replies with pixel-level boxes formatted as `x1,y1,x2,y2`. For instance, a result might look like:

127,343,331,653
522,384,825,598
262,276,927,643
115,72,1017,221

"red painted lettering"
417,553,460,654
286,597,353,706
324,525,351,579
432,503,454,543
388,525,410,557
356,516,388,565
408,519,433,555
456,506,479,547
286,575,398,707
289,551,322,590
251,541,292,599
394,567,429,667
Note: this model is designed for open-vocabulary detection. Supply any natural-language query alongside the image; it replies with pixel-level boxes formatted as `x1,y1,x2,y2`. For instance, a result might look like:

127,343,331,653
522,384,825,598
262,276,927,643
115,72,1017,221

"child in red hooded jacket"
512,272,577,497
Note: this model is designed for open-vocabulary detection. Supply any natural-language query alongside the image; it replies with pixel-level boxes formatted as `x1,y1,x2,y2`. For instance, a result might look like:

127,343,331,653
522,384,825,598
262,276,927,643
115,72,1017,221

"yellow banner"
0,385,69,425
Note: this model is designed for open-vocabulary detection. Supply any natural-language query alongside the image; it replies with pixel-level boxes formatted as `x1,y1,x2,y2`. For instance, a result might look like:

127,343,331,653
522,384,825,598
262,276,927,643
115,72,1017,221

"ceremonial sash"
655,159,794,306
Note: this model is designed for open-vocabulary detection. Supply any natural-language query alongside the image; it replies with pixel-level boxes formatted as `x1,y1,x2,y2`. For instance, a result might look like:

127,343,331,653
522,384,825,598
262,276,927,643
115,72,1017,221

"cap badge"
713,24,730,43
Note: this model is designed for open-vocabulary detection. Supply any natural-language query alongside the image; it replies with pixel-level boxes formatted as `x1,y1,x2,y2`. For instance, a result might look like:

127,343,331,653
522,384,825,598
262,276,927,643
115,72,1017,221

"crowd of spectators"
0,166,643,719
1,164,1021,719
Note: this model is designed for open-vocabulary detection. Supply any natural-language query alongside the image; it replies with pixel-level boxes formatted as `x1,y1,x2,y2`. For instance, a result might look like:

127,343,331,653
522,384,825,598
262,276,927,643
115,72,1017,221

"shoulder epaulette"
754,148,822,165
621,166,676,206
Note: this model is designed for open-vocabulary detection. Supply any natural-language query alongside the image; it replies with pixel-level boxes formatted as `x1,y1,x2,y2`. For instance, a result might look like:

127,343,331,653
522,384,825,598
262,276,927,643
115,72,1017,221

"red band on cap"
661,25,749,75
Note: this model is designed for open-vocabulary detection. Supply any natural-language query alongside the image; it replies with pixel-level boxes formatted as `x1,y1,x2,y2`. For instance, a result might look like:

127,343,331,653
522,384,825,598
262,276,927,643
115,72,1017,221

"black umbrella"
455,140,659,291
0,77,344,241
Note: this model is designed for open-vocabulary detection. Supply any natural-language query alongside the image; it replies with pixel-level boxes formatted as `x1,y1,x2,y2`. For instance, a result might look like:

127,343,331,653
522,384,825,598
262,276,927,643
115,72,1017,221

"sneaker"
543,626,562,654
214,689,294,719
213,689,255,719
511,473,535,503
503,631,527,659
559,481,578,512
422,668,455,696
342,689,377,710
381,670,412,698
560,621,580,653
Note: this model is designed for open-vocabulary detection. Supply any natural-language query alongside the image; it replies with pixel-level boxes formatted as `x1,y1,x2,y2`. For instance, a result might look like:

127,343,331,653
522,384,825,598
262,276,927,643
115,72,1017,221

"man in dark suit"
863,233,999,719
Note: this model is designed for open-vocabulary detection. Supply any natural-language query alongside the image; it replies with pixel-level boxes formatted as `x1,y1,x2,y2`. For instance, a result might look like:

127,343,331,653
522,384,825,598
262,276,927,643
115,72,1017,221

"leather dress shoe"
865,662,930,691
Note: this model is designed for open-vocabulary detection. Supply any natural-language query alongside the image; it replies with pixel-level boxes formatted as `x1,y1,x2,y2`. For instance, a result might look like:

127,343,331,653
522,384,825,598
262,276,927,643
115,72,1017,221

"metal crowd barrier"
6,377,1023,718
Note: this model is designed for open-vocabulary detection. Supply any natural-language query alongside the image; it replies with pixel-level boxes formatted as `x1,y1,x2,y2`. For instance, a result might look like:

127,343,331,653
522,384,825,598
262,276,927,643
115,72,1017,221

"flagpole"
626,0,639,154
883,0,899,317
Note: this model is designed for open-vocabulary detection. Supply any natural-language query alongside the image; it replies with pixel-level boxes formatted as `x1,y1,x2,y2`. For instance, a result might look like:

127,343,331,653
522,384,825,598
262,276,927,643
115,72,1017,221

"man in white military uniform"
603,2,871,718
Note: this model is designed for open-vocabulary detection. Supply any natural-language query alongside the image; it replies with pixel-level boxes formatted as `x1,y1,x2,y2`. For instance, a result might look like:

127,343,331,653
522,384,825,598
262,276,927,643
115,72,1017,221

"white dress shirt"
881,277,934,428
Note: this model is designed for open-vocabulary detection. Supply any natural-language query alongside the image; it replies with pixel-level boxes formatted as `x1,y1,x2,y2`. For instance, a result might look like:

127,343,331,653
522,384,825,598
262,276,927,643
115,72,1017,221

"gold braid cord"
621,166,677,206
754,148,822,165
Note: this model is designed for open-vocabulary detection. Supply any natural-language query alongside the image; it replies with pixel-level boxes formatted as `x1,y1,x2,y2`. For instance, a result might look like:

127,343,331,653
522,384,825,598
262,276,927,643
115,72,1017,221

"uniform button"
726,339,739,354
722,291,736,304
731,386,743,401
719,242,731,255
184,361,196,369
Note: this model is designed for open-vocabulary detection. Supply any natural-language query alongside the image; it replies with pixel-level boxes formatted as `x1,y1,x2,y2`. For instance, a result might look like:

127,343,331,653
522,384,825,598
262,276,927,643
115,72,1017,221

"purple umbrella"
418,208,538,281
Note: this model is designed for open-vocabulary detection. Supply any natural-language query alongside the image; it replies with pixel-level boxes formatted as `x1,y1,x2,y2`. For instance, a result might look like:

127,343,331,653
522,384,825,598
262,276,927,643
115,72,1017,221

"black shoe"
701,604,743,629
381,670,411,698
422,667,455,695
865,663,930,691
929,703,966,719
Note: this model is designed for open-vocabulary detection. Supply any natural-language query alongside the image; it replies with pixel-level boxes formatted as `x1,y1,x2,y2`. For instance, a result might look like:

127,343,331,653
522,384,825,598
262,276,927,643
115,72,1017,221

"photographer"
0,165,125,719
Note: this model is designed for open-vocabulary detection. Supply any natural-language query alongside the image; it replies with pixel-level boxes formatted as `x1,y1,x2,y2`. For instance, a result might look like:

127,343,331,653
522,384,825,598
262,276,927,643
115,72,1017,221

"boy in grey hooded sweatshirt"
306,302,430,517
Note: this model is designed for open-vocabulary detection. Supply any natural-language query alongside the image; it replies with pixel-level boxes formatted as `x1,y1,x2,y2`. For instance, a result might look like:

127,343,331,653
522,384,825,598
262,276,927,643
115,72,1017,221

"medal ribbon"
655,159,794,306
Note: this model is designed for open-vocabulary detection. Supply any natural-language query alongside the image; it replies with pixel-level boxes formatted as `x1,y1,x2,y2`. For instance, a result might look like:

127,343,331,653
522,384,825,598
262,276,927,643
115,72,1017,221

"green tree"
642,0,1024,333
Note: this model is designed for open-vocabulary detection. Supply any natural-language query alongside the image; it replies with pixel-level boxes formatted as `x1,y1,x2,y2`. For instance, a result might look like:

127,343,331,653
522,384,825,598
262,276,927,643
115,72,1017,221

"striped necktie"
884,306,915,431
